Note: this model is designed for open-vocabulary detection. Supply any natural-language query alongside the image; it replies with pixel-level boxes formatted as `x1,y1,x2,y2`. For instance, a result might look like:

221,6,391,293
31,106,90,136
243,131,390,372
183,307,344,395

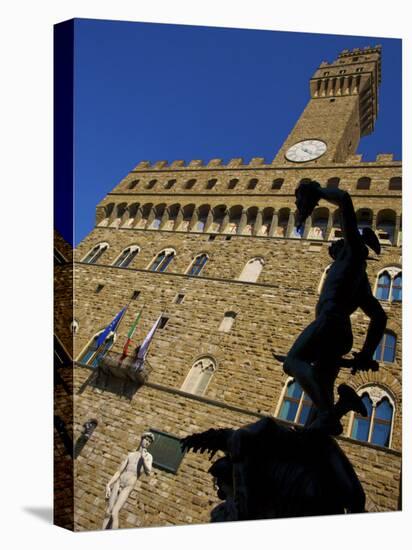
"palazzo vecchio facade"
54,45,402,530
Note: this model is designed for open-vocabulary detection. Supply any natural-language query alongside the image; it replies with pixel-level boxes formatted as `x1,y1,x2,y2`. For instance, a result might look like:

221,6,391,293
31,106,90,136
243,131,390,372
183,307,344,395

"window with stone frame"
238,257,264,283
82,242,109,264
228,178,239,189
388,177,402,191
149,248,175,272
218,311,237,333
349,386,394,448
186,253,208,276
278,379,313,426
373,331,396,363
181,356,216,396
112,246,140,268
375,268,402,302
54,247,67,265
356,177,371,190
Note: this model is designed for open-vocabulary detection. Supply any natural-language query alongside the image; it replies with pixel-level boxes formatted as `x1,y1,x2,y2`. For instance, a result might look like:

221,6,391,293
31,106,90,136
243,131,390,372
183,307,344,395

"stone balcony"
98,351,152,384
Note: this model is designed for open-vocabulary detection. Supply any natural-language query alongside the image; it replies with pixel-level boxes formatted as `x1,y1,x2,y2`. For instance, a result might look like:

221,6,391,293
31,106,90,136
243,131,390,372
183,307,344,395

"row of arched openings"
98,202,401,245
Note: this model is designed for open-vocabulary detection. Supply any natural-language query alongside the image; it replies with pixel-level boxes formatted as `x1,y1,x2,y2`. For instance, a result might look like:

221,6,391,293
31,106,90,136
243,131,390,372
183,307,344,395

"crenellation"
170,160,185,168
134,160,151,169
227,157,244,167
207,158,223,167
188,160,204,167
153,160,169,169
376,153,394,162
248,157,265,166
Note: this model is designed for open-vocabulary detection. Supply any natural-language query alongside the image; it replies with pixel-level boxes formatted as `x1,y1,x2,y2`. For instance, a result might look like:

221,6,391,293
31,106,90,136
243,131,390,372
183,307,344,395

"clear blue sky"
68,18,401,246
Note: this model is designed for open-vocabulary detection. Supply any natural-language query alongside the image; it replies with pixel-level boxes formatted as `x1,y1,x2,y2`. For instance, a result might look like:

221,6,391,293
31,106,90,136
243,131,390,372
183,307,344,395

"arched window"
350,386,394,448
389,177,401,191
187,254,208,276
146,179,157,189
278,379,313,426
181,356,216,396
373,331,396,363
308,208,329,240
78,331,115,368
150,204,166,229
356,177,371,190
82,242,109,264
195,205,210,232
275,208,289,237
128,179,139,189
185,179,196,190
149,248,175,272
327,177,340,188
272,178,284,190
123,203,140,228
110,203,127,228
210,205,226,233
375,268,402,302
179,204,195,231
247,178,258,190
206,178,217,189
164,179,176,189
238,257,264,283
356,208,373,233
136,203,153,229
113,246,140,268
243,207,257,235
218,311,237,333
225,205,242,234
376,210,396,245
260,208,274,236
97,203,114,227
228,178,239,190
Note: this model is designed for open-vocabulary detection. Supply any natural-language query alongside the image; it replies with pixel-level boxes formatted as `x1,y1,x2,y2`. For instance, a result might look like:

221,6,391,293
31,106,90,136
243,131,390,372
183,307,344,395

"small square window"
95,284,104,293
225,236,232,241
208,235,216,241
159,316,169,329
174,293,185,304
131,290,140,300
149,429,186,474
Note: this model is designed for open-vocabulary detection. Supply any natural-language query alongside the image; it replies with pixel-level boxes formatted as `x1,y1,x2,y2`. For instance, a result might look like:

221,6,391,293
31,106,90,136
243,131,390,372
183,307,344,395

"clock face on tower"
285,139,327,162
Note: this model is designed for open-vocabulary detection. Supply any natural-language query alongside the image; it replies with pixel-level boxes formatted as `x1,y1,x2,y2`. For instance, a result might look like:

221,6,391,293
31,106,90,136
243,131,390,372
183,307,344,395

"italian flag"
122,309,142,358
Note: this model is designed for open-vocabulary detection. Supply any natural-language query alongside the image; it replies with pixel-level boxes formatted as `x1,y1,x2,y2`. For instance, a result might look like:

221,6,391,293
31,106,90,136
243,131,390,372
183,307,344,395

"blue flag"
96,307,126,348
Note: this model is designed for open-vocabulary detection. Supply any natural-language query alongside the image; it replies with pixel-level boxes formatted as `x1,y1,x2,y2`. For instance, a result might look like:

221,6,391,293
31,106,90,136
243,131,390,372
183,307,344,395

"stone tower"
274,45,381,165
54,45,402,531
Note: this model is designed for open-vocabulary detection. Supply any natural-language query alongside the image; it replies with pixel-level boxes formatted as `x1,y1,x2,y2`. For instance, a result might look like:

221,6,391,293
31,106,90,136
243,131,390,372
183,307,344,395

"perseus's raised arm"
318,187,361,247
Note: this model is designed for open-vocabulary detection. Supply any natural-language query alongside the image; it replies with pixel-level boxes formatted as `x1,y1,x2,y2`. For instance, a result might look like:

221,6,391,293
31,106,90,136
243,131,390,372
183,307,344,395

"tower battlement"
130,152,399,172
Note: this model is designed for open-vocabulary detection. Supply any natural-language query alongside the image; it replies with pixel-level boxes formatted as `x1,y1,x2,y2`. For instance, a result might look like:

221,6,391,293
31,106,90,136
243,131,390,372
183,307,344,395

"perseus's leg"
284,319,334,412
111,485,134,529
